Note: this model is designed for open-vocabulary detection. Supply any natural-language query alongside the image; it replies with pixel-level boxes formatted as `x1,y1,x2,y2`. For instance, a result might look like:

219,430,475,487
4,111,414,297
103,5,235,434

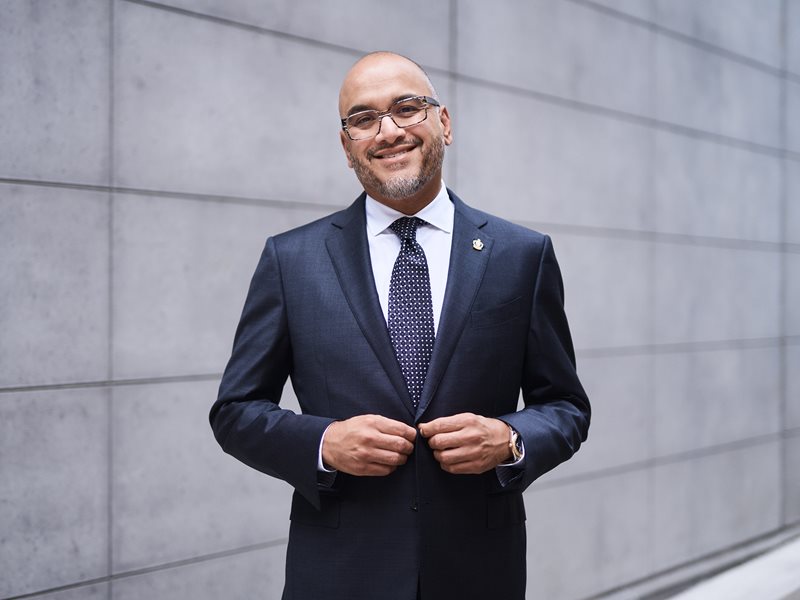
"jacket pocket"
290,491,341,529
487,493,526,529
470,296,525,329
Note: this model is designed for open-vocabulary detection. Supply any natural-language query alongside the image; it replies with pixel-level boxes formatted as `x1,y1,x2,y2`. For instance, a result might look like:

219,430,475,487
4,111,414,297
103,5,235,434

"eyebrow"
345,94,422,117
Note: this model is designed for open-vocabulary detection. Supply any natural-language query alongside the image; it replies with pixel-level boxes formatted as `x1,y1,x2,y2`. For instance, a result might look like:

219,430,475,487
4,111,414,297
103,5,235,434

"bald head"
338,52,438,117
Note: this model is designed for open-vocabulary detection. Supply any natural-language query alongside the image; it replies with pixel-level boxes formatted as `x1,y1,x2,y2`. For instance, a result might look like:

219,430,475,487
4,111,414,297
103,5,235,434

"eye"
394,103,422,116
348,112,377,129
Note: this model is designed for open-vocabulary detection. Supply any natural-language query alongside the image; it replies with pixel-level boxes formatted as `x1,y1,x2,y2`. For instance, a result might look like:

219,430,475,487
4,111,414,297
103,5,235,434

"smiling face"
339,53,453,214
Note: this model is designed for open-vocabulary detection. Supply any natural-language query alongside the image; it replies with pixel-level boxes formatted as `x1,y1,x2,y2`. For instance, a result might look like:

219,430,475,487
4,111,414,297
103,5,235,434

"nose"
375,114,405,144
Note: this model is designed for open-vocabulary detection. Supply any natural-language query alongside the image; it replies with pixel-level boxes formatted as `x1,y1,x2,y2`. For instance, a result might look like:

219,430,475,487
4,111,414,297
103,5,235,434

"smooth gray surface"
788,0,800,76
0,0,110,183
111,380,290,572
152,0,451,71
0,388,109,598
786,434,800,524
457,0,654,117
655,32,781,148
111,544,286,600
788,252,800,337
788,81,800,155
653,129,781,242
670,534,800,600
0,184,110,387
652,440,782,571
24,583,109,600
652,243,780,344
111,192,329,379
539,353,651,481
455,80,653,232
555,234,651,351
788,162,800,245
114,1,358,202
655,0,783,68
525,469,650,599
587,0,655,21
652,346,781,457
788,344,800,431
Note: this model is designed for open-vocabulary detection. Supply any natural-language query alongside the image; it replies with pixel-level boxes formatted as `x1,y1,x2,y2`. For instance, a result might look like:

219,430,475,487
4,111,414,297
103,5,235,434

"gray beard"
350,135,444,201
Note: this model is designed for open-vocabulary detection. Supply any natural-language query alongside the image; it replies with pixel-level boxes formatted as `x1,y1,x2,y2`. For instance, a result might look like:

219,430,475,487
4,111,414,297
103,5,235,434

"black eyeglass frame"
340,95,441,141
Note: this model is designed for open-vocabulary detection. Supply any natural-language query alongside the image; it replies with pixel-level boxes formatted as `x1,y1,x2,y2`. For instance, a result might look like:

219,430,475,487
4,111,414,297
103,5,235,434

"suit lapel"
325,195,416,417
416,192,492,420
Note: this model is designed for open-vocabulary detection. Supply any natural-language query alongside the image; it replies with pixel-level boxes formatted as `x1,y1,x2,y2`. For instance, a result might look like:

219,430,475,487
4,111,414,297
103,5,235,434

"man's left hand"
418,413,511,474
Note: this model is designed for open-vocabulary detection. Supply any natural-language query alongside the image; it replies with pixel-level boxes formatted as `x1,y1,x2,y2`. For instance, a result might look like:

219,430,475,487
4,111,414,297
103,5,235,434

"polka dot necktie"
388,217,436,408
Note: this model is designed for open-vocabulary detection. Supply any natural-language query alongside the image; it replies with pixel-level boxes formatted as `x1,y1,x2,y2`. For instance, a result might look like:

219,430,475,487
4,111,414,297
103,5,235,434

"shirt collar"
365,181,454,237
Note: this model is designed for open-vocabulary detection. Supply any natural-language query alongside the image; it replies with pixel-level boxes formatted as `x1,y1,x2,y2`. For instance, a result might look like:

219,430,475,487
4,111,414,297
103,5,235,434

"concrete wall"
1,1,797,598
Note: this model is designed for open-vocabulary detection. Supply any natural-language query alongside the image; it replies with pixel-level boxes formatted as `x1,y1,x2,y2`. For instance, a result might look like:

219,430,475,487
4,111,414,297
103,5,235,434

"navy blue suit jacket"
210,190,590,600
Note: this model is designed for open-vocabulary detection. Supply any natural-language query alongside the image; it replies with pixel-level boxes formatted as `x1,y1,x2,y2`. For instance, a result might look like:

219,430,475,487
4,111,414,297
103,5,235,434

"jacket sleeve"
209,237,334,509
499,234,591,492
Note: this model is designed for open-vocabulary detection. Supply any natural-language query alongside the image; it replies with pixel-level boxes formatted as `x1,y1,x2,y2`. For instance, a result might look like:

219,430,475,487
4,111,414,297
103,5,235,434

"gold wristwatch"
508,425,523,461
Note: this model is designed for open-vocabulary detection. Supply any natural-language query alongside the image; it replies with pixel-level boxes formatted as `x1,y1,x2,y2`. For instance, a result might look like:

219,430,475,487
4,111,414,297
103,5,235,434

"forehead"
339,57,432,115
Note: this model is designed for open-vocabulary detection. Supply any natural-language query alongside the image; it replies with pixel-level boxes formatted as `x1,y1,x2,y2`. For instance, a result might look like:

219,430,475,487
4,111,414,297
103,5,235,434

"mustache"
367,138,421,159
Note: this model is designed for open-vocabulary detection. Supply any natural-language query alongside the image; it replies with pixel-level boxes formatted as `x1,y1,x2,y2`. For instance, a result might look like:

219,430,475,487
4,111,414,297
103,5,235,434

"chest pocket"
470,296,525,329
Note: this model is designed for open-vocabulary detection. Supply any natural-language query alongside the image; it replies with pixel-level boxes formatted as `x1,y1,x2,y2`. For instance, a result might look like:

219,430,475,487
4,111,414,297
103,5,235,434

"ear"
340,130,354,169
439,106,453,146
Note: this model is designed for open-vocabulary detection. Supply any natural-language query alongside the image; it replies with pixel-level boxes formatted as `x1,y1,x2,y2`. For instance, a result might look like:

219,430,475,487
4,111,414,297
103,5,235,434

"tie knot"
389,217,423,242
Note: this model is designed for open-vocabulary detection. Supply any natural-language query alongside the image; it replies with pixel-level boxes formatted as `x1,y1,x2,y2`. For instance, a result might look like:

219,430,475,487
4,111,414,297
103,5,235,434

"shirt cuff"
318,423,337,473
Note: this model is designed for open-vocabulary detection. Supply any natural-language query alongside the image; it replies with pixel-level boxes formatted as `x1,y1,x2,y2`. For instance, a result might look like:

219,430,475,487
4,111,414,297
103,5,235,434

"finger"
374,432,415,456
419,413,473,437
426,431,467,451
433,446,478,466
372,416,417,441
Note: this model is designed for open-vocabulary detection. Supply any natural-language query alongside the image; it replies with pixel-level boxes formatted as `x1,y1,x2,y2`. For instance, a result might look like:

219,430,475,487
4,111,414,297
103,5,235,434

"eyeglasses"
341,95,440,140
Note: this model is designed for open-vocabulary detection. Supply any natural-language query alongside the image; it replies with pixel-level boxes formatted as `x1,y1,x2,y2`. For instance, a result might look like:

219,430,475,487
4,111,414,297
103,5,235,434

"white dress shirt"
365,183,453,333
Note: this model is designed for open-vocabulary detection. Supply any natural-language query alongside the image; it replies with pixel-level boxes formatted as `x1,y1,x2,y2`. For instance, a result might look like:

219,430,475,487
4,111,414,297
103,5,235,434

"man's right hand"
321,415,416,476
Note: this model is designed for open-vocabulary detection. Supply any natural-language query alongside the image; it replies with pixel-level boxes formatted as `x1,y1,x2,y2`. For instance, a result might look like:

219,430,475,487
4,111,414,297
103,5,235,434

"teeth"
380,148,411,159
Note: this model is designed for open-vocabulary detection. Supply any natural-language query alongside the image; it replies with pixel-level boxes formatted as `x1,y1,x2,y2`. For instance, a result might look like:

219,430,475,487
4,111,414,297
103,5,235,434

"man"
210,52,590,600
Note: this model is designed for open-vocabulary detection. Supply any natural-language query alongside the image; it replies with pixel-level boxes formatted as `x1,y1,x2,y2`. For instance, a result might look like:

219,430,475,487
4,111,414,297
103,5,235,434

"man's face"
338,55,452,213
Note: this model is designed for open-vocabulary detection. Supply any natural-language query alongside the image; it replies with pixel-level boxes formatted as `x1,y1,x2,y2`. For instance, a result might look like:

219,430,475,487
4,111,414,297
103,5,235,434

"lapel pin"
472,238,484,251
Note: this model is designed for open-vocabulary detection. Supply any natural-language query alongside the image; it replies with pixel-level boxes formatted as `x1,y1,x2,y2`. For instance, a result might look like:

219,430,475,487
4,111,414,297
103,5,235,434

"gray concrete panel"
111,380,291,572
788,344,800,431
652,441,782,570
656,33,781,148
788,81,800,154
788,162,800,245
655,0,783,68
789,252,800,337
538,353,650,483
587,0,656,21
150,0,451,71
788,0,800,76
652,346,781,457
23,583,109,600
654,130,781,242
112,544,285,600
114,2,359,203
525,470,650,599
457,0,654,117
0,388,109,598
0,184,109,387
653,243,780,344
111,192,328,379
0,0,110,183
454,81,653,232
556,234,651,350
785,434,800,524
